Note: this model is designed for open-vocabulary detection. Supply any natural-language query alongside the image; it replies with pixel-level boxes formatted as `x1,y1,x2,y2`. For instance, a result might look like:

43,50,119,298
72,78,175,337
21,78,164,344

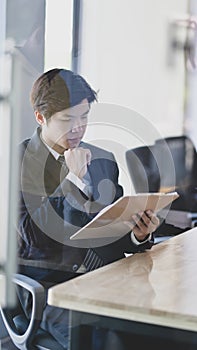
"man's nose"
71,117,83,132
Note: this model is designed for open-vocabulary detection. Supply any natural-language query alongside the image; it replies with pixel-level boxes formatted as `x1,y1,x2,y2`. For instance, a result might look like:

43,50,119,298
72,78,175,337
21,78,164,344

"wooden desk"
48,228,197,348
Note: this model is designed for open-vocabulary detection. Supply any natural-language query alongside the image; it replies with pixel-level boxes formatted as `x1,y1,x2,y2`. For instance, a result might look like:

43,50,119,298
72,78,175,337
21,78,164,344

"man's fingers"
64,147,92,178
132,211,159,235
146,210,160,227
86,149,92,165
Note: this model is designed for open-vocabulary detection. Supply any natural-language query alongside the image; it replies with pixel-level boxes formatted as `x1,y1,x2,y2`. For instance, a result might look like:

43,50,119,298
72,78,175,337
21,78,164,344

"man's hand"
131,210,160,242
64,147,91,179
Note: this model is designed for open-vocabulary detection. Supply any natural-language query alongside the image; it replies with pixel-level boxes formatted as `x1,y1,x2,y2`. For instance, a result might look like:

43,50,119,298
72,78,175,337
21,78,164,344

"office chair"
154,135,196,193
0,273,65,350
0,312,18,349
126,135,196,199
125,145,160,193
125,135,197,241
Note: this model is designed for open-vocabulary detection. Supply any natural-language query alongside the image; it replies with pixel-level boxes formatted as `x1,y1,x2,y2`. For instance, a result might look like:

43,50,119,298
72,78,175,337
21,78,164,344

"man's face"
40,99,90,153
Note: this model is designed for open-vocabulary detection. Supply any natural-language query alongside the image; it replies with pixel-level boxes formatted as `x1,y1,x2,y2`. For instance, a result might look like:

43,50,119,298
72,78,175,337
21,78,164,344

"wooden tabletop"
48,228,197,332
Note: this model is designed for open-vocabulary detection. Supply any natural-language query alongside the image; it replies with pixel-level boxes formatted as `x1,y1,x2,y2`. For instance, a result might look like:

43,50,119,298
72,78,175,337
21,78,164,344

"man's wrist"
130,231,152,245
66,172,86,192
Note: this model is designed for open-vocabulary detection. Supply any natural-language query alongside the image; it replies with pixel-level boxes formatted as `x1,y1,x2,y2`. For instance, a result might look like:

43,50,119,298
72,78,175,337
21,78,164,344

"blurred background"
1,0,197,308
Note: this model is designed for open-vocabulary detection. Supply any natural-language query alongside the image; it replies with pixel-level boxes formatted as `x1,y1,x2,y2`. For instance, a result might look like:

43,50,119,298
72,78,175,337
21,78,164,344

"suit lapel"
88,160,101,201
22,127,64,195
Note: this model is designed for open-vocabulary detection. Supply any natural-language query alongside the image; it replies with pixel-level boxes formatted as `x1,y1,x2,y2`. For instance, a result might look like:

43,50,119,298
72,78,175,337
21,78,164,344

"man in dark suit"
18,68,159,349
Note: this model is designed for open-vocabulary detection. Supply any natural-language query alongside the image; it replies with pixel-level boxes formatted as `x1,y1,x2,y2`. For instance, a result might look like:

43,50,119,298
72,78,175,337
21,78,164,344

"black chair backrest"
126,135,196,194
155,135,196,190
125,145,160,193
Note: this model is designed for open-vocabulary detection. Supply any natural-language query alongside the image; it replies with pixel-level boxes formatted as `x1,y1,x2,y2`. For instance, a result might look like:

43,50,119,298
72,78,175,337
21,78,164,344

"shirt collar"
40,133,61,160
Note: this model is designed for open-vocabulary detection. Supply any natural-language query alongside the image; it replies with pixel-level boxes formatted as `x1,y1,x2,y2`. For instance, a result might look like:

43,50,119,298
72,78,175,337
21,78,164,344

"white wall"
78,0,188,193
184,0,197,148
45,0,73,70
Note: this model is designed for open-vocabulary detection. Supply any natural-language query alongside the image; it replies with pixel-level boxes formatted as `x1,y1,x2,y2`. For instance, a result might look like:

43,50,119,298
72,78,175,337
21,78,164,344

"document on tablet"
70,192,179,240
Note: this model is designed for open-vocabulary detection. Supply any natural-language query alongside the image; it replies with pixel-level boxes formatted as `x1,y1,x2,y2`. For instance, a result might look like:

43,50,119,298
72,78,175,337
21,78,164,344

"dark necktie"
58,155,93,199
83,248,104,272
58,155,69,175
58,155,66,165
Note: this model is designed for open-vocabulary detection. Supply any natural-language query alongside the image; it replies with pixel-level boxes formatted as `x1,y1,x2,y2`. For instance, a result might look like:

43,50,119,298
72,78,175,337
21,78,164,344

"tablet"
70,192,179,240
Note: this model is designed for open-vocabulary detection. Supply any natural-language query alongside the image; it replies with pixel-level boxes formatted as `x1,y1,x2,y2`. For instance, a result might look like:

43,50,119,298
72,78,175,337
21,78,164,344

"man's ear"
35,111,46,125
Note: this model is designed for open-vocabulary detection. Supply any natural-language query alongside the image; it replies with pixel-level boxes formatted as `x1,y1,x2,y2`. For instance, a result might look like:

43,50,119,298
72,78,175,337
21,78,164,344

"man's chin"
67,139,81,149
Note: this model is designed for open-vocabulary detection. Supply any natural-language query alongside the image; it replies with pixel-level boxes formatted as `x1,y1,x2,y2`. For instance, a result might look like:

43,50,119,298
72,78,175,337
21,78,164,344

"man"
18,68,159,349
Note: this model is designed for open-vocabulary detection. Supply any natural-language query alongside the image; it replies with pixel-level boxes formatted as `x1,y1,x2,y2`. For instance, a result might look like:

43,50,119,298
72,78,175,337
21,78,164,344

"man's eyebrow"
65,108,90,118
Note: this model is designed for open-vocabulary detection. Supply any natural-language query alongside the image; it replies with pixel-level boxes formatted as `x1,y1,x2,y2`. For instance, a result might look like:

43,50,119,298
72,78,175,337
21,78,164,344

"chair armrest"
0,273,46,350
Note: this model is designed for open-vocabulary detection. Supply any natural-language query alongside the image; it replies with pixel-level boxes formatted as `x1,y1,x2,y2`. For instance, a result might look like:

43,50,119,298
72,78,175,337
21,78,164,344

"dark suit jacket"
18,127,153,283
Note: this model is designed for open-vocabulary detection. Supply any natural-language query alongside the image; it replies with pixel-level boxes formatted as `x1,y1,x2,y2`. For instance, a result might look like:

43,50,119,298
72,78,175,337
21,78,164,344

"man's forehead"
56,99,90,118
